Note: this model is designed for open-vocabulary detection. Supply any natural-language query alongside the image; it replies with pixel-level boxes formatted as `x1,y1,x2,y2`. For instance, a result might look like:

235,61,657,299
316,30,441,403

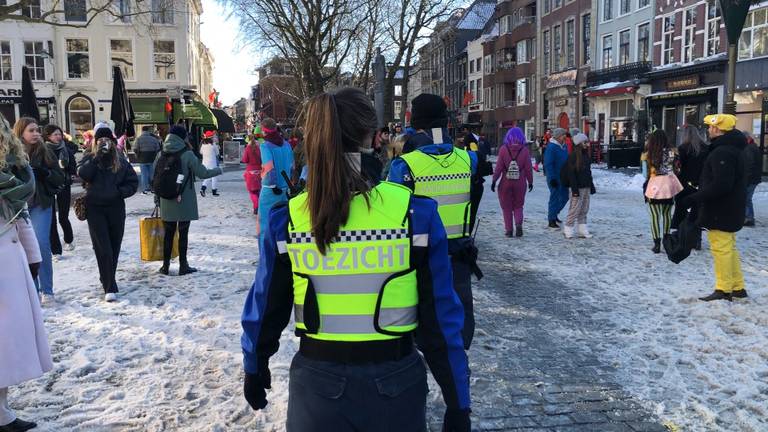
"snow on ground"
9,167,768,431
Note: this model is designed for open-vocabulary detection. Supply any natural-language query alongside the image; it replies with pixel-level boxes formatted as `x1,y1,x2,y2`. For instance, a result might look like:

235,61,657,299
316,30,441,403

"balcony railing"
586,61,652,87
513,16,535,29
497,61,516,70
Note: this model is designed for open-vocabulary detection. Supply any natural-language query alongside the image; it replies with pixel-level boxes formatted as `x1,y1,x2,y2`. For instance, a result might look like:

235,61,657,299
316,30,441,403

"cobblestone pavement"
426,239,667,431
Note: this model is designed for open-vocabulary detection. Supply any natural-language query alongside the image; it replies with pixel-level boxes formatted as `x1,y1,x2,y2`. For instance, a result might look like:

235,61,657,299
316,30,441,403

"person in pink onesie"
491,127,533,237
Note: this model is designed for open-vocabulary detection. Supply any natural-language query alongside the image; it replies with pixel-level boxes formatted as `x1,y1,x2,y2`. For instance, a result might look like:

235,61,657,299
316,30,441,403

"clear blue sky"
200,0,264,105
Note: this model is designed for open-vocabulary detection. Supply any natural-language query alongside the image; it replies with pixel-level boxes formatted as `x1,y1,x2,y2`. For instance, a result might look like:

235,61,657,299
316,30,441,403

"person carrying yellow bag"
140,207,178,262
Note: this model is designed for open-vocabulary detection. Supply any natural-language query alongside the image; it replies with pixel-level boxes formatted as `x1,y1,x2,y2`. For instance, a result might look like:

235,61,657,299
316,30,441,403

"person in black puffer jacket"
78,126,138,302
671,125,709,231
684,114,747,302
743,132,763,226
43,124,79,256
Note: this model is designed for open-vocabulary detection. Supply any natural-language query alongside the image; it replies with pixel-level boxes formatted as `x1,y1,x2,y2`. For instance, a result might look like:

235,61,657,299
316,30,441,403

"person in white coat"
0,117,53,432
199,134,220,197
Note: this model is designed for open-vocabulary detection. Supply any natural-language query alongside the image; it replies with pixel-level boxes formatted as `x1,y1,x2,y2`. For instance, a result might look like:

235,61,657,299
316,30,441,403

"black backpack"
153,149,189,200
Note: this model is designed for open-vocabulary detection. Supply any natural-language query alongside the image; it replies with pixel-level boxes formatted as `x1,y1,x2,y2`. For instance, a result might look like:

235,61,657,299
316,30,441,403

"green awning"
173,99,218,127
130,97,168,124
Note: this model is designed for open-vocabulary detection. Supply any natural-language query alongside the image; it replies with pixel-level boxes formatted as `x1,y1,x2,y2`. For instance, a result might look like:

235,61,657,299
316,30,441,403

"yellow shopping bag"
140,208,179,262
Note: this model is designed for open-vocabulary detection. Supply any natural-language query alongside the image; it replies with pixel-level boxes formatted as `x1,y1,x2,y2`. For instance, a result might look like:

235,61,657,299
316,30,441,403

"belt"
299,336,414,364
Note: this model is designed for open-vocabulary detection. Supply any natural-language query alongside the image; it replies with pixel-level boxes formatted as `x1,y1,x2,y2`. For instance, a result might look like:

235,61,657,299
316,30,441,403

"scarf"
0,155,35,235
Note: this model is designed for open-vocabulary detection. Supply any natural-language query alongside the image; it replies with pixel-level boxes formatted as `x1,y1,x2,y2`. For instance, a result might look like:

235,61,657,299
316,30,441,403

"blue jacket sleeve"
241,205,294,374
468,151,478,175
387,157,408,185
411,196,471,410
544,144,556,182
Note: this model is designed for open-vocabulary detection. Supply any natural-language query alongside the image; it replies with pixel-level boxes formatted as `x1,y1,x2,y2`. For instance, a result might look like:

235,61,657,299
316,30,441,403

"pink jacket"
493,144,533,186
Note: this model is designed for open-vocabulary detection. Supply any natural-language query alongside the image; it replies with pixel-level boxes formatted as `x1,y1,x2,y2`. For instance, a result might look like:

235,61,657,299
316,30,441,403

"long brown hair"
14,117,56,168
91,137,121,173
299,88,377,254
646,130,669,171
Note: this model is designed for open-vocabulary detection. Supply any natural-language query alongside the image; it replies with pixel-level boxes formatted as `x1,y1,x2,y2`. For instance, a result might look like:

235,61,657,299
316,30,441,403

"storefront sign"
665,75,700,92
555,99,568,107
546,70,577,89
649,88,713,101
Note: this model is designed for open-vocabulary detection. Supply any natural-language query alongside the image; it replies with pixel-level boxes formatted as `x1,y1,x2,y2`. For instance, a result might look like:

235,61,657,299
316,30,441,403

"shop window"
662,15,676,65
0,41,11,81
582,14,591,65
68,96,93,141
23,41,45,81
566,19,575,68
64,0,87,22
637,23,650,62
706,0,721,56
153,40,176,80
66,39,90,79
602,0,613,22
619,30,630,65
110,39,134,80
739,8,768,60
610,99,634,118
683,7,697,63
602,34,613,69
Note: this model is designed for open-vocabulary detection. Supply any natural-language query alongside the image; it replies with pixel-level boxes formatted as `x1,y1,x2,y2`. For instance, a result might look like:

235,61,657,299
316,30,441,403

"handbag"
74,194,87,221
663,213,700,264
139,207,179,261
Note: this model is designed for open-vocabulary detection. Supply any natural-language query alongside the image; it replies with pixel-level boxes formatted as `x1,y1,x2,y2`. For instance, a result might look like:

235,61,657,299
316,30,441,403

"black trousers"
451,257,475,350
468,179,484,234
86,201,126,294
163,221,190,266
51,184,74,255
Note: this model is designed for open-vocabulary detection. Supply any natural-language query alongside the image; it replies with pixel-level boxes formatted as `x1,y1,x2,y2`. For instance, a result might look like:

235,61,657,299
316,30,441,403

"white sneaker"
563,225,575,239
63,242,75,251
52,255,60,262
104,293,118,302
40,293,56,306
577,224,593,238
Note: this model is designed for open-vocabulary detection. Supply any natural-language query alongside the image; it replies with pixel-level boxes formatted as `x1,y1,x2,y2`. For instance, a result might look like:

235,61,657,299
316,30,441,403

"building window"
64,0,87,21
739,8,768,60
516,78,528,105
115,0,132,23
21,0,41,19
566,19,575,68
603,0,613,22
683,7,697,63
544,0,551,15
637,23,650,62
0,41,11,81
67,96,93,141
23,42,45,81
638,0,649,8
610,99,634,117
619,30,630,65
620,0,630,15
153,40,176,80
582,14,591,64
110,39,134,80
602,35,613,69
517,40,528,63
554,25,562,72
543,30,551,76
554,0,562,9
65,39,90,79
707,0,722,57
477,79,483,101
152,0,174,24
662,15,676,65
394,100,402,119
469,60,474,74
395,85,402,96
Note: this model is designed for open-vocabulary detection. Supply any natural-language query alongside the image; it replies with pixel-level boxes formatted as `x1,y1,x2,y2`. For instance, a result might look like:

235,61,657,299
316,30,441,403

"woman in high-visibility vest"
241,88,471,432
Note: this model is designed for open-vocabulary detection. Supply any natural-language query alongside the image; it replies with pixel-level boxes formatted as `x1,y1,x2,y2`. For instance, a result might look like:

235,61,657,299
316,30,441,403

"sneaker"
40,293,55,306
699,290,733,302
212,189,220,196
548,220,560,229
0,418,38,432
104,293,118,302
52,254,61,262
563,225,575,239
63,242,75,251
732,289,748,299
200,188,206,197
577,224,593,239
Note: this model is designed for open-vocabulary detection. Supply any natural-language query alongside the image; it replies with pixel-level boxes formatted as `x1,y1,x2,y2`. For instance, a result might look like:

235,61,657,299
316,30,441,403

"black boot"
158,265,169,275
548,220,560,229
699,290,733,302
515,225,523,237
212,189,219,196
0,418,38,432
178,264,198,275
177,221,196,275
732,289,748,299
652,239,661,254
200,186,207,197
505,230,513,237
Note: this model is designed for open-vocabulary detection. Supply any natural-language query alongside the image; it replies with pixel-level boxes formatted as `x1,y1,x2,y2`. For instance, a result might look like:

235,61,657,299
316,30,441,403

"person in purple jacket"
491,127,533,237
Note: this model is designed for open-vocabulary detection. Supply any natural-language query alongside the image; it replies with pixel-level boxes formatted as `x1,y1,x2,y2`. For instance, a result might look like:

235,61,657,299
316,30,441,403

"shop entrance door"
0,104,15,125
558,112,569,129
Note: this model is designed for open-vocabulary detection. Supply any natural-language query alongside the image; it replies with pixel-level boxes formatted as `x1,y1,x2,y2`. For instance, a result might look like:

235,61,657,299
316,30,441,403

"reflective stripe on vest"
286,182,419,342
400,148,472,239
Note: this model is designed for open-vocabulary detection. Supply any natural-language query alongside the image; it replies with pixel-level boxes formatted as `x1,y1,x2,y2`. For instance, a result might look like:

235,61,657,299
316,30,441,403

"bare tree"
225,0,369,98
0,0,177,28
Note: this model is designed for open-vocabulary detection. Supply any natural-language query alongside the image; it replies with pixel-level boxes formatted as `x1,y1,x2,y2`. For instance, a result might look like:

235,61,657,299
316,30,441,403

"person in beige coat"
0,116,53,432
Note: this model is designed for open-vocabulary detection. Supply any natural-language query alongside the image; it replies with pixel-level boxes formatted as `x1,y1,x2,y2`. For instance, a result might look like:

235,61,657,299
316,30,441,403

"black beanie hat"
410,94,448,130
94,126,115,141
169,125,188,140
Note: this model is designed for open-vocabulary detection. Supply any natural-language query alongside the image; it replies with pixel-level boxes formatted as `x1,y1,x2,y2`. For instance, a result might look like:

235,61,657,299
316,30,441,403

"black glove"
442,408,470,432
549,179,559,188
244,368,271,411
528,183,533,192
29,262,40,280
33,167,50,180
271,187,283,196
590,186,596,195
490,183,496,192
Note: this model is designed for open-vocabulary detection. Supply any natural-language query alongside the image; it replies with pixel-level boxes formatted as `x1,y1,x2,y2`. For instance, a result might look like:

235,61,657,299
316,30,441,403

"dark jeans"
286,351,427,432
86,202,126,294
50,185,74,255
451,257,474,350
163,221,190,267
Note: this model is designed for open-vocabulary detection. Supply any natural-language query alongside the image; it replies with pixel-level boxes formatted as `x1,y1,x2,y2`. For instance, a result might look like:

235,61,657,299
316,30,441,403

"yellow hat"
703,114,736,132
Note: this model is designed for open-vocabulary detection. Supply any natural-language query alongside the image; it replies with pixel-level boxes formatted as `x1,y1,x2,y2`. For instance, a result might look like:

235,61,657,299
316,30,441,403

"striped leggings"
648,203,672,240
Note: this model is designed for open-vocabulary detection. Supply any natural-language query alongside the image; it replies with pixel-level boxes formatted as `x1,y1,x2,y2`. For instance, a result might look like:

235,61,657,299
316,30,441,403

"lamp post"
719,0,752,115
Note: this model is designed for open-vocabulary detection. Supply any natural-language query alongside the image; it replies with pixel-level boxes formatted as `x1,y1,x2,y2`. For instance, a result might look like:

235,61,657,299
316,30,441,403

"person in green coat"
155,125,223,276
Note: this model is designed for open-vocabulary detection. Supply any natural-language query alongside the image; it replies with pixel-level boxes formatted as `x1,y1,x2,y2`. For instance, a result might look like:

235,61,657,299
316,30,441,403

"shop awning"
173,99,218,127
130,97,168,124
583,81,638,98
211,108,235,133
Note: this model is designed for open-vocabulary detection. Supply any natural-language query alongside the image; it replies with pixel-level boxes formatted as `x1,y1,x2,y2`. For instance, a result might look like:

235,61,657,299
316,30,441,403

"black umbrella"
20,65,40,121
110,66,135,138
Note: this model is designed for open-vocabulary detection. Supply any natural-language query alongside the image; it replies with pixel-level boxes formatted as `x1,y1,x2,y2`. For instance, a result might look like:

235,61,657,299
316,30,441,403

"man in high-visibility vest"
388,94,480,349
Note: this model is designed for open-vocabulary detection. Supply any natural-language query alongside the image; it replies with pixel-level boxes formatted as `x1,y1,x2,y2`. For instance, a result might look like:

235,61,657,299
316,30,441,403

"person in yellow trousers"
683,114,748,301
